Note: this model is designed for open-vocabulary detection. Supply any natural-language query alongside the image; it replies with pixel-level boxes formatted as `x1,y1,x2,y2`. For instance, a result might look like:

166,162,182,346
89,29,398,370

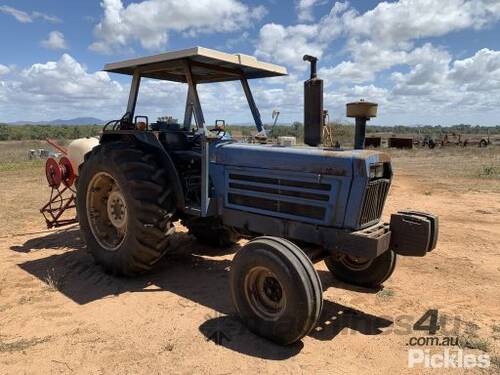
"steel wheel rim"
340,255,373,271
244,266,286,320
86,172,127,251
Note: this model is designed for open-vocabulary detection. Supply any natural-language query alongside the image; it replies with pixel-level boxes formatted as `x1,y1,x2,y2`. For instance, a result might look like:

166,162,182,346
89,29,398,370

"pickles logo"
408,349,490,369
407,310,490,369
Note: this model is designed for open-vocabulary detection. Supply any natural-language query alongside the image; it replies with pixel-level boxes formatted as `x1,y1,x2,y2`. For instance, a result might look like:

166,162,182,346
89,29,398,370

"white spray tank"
67,137,99,175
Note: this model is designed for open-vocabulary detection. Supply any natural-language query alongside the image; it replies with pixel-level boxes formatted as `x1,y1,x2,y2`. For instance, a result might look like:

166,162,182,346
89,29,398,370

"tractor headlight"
369,163,384,179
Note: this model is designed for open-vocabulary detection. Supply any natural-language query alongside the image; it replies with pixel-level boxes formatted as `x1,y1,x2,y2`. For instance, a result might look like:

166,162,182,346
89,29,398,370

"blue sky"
1,0,500,126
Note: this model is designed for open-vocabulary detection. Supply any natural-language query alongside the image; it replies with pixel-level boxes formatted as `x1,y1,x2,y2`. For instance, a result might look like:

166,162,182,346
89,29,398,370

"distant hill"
8,117,105,125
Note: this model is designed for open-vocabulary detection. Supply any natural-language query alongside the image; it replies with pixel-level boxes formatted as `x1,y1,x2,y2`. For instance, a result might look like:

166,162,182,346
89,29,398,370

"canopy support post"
126,70,141,119
241,77,264,133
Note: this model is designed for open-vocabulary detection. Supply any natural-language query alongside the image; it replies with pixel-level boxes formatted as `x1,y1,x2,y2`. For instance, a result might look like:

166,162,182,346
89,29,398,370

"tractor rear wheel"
182,218,239,247
230,236,323,345
324,250,397,288
76,141,175,276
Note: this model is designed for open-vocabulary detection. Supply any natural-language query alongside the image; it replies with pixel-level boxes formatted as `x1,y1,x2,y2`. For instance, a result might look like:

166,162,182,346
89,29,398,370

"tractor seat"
170,150,201,164
161,131,190,151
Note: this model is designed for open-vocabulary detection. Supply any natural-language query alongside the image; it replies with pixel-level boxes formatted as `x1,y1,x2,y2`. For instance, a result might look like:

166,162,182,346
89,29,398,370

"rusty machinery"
40,139,78,228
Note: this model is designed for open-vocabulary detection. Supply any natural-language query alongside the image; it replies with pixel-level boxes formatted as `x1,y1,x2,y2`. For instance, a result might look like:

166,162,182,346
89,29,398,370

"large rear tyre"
324,250,397,288
230,236,323,345
76,141,176,276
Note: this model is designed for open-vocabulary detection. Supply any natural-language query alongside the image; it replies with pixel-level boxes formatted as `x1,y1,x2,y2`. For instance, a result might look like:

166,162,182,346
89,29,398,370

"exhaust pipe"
303,55,323,147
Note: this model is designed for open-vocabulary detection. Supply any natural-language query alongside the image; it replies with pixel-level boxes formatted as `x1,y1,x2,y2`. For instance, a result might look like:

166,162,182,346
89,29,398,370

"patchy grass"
0,336,51,353
389,146,500,192
464,321,481,337
0,159,45,172
458,335,491,352
479,164,496,178
0,140,57,168
160,342,175,353
376,288,395,298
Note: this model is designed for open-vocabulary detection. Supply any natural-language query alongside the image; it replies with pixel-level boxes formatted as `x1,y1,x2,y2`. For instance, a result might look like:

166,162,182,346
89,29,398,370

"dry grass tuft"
0,336,51,353
43,267,64,292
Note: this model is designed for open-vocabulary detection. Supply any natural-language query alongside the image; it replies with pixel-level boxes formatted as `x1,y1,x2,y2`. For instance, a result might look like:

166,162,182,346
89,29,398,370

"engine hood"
213,142,390,177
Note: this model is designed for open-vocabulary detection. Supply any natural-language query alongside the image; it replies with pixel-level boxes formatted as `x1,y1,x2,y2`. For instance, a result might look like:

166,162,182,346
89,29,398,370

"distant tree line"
0,124,102,141
0,123,498,142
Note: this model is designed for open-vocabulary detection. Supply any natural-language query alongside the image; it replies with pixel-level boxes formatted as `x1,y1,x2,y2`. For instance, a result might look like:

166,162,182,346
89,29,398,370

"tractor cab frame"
102,46,287,217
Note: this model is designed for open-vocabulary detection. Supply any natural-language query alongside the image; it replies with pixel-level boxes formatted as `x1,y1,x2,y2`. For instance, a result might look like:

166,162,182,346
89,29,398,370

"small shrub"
458,336,490,352
376,289,395,298
479,165,496,178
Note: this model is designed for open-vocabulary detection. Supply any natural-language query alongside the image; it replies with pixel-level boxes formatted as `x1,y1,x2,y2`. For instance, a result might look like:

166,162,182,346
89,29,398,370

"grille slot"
226,173,331,222
359,178,390,226
228,194,325,220
229,174,331,191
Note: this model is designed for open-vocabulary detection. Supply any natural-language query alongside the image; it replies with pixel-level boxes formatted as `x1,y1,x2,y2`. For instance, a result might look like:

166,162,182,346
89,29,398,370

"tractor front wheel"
76,141,176,276
230,236,323,345
324,250,397,288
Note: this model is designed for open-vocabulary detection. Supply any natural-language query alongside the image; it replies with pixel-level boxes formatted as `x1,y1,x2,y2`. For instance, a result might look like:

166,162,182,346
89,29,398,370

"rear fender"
100,131,185,212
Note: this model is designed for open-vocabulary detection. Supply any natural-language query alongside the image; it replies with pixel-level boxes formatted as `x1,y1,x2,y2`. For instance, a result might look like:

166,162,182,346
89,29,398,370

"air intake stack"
303,55,323,147
346,100,378,149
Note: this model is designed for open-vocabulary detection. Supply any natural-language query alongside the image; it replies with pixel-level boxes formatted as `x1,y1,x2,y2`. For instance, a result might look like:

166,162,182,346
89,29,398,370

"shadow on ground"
10,227,84,253
198,300,392,359
15,228,394,360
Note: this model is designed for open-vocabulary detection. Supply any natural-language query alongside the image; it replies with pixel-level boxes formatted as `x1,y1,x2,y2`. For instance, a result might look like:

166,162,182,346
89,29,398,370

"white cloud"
41,31,68,50
267,0,500,122
449,48,500,90
0,55,125,120
0,5,60,23
383,48,500,115
255,23,325,70
296,0,324,22
255,2,350,69
90,0,266,53
346,0,500,48
0,65,10,75
0,54,259,123
17,54,121,101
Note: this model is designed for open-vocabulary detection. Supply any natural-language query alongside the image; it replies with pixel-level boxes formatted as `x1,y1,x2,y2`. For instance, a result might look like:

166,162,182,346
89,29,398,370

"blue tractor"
75,47,439,345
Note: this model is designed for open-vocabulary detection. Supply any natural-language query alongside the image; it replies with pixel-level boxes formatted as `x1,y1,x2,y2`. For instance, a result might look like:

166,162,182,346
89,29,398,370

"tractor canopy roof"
103,46,288,83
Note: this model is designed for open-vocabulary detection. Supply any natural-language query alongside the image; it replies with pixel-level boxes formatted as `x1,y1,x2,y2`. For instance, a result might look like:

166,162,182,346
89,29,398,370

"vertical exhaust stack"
303,55,323,147
346,100,378,149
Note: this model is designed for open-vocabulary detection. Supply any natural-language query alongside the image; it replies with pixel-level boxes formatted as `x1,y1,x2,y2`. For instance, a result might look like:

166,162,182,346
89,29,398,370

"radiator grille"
359,179,390,226
226,173,331,221
228,194,326,220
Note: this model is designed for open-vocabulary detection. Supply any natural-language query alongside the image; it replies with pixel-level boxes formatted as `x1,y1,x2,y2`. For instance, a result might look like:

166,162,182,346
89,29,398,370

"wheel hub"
107,190,127,229
263,276,282,303
244,267,286,320
340,255,373,271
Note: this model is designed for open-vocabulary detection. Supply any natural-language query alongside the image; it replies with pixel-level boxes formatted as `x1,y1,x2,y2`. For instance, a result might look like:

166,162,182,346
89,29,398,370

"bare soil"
0,145,499,374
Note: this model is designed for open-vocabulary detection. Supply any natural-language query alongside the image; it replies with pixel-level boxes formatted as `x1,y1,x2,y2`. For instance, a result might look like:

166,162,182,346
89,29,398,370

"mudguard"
100,131,186,212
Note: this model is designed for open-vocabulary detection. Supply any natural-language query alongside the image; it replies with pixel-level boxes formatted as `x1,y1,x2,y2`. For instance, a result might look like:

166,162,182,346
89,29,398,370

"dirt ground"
0,145,499,374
